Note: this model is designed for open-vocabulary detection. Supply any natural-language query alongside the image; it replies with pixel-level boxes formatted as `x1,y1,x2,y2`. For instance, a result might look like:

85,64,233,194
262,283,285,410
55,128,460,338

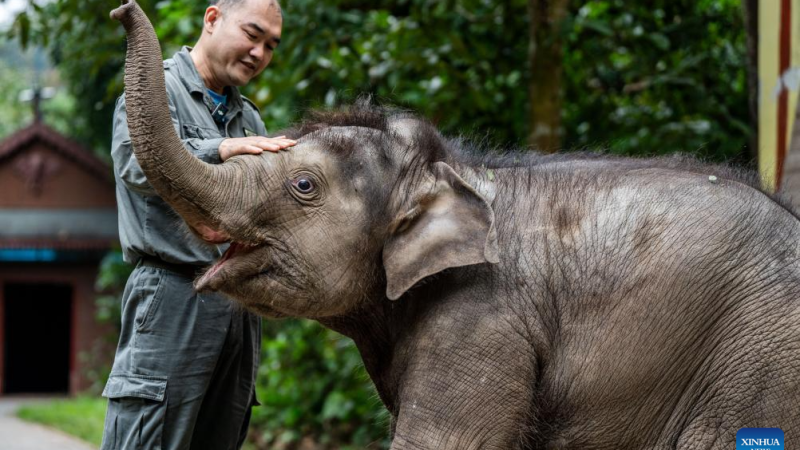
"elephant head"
110,0,499,319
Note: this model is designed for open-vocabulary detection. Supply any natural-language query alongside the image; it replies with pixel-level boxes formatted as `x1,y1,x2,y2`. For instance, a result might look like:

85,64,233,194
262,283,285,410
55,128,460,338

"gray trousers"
100,262,261,450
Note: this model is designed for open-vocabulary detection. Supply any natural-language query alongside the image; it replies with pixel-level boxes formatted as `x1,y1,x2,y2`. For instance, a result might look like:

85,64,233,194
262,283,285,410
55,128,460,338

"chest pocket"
182,123,222,140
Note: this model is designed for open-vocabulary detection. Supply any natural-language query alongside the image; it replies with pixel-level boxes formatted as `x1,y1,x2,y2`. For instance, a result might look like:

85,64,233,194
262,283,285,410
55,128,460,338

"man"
102,0,294,448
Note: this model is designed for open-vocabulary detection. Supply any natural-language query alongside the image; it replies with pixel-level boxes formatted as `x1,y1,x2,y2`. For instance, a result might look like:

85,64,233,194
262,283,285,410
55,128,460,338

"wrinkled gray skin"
112,2,800,448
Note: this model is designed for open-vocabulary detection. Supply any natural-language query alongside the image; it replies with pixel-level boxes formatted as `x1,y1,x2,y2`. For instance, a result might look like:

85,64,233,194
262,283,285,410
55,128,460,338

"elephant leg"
673,374,800,449
389,368,535,450
388,327,537,449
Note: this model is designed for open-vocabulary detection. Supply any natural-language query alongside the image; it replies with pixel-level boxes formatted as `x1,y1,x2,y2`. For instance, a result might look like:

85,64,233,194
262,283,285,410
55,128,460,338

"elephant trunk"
111,0,232,234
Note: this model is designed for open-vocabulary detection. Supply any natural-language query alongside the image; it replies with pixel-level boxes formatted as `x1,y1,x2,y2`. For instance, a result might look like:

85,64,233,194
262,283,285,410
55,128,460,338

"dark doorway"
3,283,72,394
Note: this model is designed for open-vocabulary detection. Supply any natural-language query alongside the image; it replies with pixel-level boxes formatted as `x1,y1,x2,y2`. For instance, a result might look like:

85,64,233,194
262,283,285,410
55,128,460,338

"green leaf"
16,12,30,49
581,18,614,37
321,391,355,421
649,32,670,50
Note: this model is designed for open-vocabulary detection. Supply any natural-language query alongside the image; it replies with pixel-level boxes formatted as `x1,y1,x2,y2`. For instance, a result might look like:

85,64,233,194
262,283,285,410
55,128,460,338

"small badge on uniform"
244,128,258,137
211,103,228,124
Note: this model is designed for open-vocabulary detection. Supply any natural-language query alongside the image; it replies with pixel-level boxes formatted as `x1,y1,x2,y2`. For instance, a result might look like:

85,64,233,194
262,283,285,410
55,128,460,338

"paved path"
0,397,97,450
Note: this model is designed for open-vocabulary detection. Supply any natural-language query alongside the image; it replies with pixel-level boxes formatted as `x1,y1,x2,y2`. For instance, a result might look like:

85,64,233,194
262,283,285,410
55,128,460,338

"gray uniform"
102,47,265,450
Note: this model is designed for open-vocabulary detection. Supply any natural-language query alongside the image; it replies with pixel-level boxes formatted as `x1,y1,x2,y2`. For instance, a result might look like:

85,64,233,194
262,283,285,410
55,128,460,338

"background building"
0,118,117,395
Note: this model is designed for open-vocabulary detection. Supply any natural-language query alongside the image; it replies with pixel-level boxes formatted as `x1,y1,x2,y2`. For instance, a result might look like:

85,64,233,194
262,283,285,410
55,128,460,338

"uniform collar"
172,46,244,111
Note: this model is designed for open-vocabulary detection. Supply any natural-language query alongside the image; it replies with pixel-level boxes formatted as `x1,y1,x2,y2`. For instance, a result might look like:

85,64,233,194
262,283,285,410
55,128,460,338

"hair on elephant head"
192,100,501,317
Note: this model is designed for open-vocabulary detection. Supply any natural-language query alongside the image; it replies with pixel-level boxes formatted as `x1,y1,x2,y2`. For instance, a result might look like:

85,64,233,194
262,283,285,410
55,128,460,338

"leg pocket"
134,268,166,332
102,373,168,450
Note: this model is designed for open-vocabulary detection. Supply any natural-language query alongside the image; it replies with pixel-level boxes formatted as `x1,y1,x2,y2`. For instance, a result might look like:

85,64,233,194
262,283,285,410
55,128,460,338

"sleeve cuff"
187,137,226,164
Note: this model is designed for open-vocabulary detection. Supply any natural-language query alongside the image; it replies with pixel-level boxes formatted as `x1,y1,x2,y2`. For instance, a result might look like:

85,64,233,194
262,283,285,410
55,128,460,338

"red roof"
0,122,113,184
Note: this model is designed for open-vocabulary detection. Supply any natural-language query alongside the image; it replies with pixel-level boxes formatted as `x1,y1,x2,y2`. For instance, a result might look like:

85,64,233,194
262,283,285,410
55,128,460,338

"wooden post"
760,0,800,192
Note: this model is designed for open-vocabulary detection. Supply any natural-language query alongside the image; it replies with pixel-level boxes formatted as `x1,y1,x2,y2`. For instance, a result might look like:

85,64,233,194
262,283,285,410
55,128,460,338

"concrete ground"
0,397,97,450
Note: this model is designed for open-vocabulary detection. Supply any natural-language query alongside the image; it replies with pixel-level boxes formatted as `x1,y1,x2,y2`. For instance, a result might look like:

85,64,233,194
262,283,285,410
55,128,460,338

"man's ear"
204,6,221,33
383,162,500,300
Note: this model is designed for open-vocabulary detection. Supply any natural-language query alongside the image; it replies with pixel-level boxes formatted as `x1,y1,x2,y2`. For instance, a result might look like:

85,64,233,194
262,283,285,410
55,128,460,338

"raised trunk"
111,0,231,231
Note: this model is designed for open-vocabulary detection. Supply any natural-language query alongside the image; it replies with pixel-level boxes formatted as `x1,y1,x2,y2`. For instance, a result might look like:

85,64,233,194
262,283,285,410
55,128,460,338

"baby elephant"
113,1,800,448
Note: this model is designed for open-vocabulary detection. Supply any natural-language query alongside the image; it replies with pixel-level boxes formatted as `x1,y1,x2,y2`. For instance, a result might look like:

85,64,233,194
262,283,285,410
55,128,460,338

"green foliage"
0,59,30,138
562,0,750,161
8,0,750,161
0,39,80,142
4,0,207,153
94,249,134,327
17,396,107,446
254,0,530,145
252,319,390,449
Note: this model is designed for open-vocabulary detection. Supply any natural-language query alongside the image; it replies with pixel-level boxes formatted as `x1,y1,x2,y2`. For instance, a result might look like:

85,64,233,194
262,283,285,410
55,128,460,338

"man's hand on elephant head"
219,136,296,161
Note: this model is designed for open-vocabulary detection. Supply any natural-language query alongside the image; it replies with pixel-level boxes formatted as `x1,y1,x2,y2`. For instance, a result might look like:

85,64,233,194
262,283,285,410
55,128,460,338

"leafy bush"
251,319,390,449
94,249,132,327
562,0,750,161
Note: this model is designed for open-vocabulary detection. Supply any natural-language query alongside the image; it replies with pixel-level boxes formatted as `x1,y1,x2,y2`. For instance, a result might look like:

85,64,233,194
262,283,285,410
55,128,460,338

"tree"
741,0,758,161
9,0,750,162
0,38,78,142
0,47,32,138
528,0,570,152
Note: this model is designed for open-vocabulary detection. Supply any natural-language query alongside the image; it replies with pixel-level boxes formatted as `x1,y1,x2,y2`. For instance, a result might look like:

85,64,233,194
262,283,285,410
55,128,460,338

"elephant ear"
383,161,500,300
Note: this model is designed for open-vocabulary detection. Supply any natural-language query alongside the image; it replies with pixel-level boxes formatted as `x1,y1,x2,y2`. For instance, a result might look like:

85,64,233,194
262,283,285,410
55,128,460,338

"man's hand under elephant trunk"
112,1,800,448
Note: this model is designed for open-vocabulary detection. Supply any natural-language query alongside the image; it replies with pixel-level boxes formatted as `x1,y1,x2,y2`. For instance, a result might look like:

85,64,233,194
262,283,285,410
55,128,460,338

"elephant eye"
292,177,315,194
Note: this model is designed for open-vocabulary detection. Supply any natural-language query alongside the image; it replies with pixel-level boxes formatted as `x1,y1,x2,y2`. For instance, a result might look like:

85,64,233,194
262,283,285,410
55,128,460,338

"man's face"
204,0,282,87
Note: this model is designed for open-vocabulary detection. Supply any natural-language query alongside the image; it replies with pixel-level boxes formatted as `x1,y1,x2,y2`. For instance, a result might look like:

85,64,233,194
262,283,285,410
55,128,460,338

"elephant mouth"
195,242,264,291
190,223,231,244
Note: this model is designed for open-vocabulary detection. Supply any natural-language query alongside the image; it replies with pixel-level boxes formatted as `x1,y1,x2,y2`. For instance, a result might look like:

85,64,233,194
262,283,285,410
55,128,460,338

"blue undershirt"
207,89,228,106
